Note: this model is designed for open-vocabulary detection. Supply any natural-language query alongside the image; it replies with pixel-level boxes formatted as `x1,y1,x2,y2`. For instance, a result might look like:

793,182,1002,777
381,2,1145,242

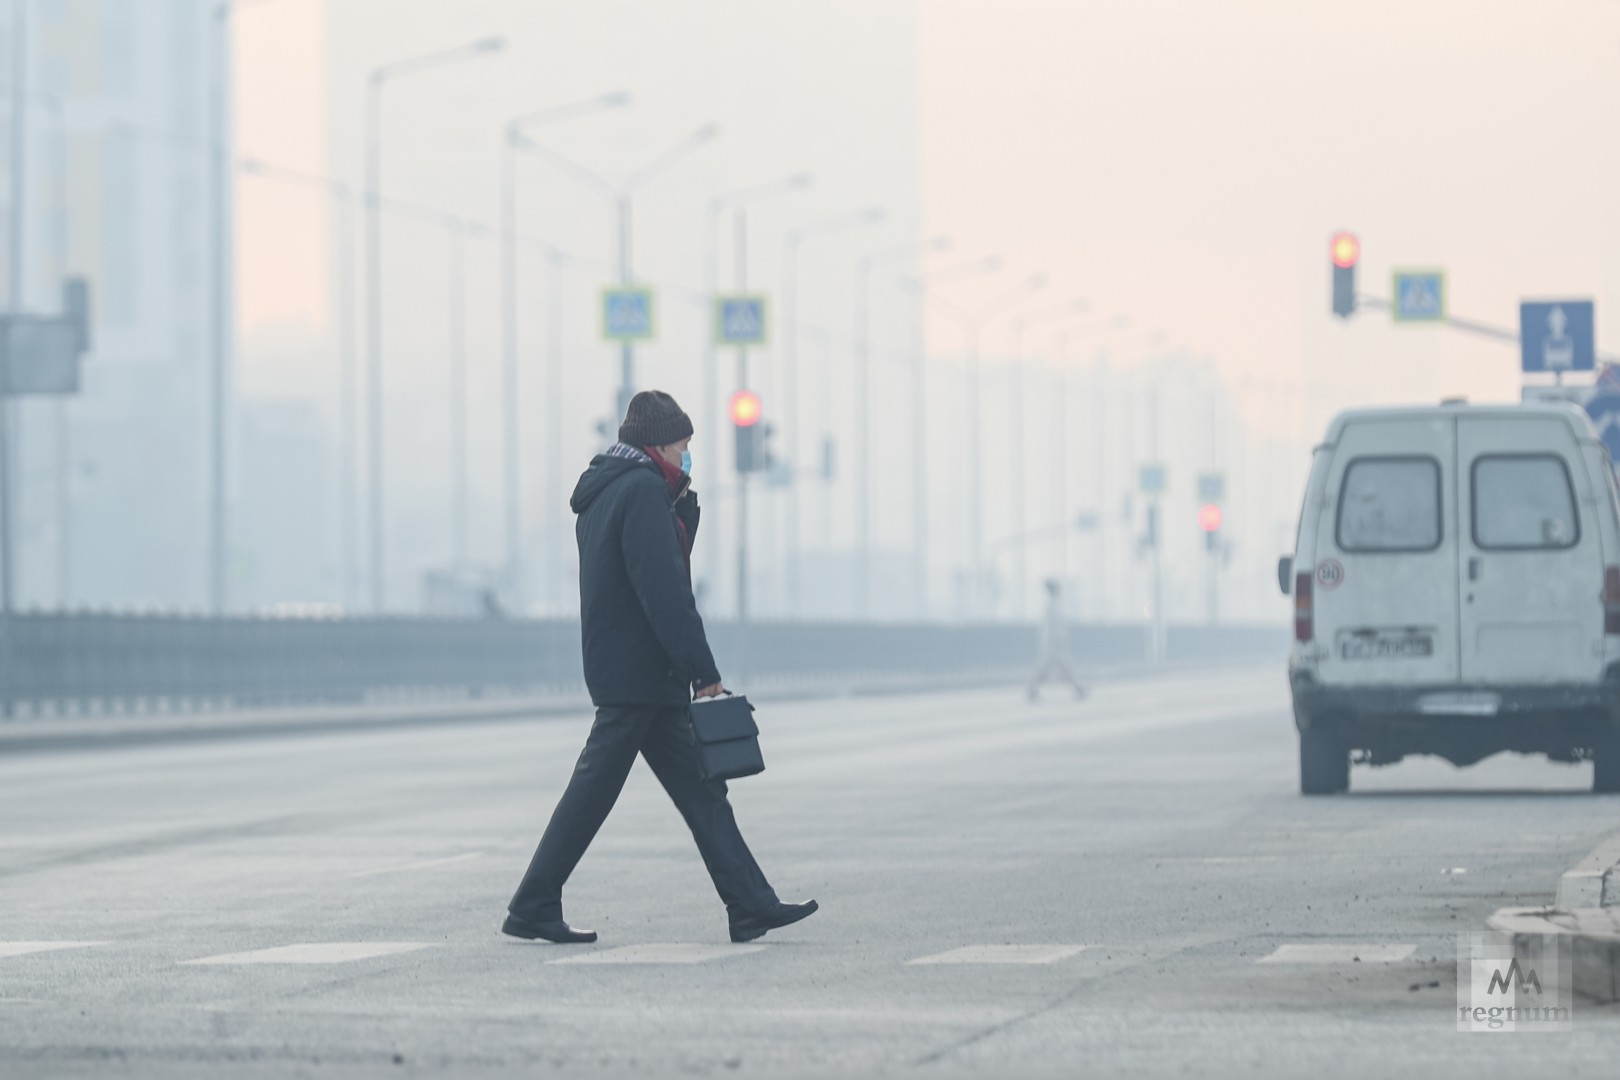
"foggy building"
7,0,216,610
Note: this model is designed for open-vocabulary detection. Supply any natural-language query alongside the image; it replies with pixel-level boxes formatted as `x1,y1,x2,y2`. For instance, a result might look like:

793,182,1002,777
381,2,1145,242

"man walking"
504,391,817,945
1027,578,1087,702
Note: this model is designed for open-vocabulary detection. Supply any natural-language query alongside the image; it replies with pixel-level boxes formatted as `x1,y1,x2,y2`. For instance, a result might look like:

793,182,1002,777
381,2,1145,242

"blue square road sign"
715,295,768,346
1392,270,1446,322
1521,300,1594,373
602,287,655,342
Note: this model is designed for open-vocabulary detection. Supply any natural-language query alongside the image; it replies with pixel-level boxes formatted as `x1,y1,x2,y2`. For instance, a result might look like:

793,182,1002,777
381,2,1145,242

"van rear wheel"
1594,731,1620,794
1299,729,1349,795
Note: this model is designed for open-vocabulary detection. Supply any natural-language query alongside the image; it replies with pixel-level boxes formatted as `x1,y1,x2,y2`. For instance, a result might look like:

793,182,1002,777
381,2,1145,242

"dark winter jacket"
571,445,721,707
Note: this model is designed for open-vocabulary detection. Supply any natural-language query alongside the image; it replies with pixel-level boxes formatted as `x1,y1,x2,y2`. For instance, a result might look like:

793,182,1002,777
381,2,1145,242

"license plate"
1339,632,1433,660
1418,691,1500,716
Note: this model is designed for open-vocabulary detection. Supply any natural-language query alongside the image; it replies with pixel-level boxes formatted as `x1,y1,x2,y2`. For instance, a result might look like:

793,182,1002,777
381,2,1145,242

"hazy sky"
239,1,1620,422
917,0,1620,428
227,0,1620,617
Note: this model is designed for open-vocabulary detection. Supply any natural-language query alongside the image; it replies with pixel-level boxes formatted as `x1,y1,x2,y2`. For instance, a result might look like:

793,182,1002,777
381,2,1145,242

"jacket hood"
570,451,657,514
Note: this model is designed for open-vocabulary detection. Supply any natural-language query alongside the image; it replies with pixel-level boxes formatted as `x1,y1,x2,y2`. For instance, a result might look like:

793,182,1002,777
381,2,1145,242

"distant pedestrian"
504,390,817,945
1028,578,1087,702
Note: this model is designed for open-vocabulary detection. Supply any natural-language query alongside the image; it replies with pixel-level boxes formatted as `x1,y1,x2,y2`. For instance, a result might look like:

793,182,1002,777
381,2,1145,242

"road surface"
3,665,1617,1077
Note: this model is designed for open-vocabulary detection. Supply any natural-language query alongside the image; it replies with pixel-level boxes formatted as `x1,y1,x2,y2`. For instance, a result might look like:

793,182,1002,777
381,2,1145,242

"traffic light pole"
617,195,634,420
0,0,24,616
1152,500,1165,663
1148,387,1165,664
734,207,750,624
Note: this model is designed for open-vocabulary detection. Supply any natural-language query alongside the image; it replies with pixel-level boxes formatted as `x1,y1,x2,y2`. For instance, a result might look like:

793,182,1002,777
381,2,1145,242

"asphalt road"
3,664,1619,1078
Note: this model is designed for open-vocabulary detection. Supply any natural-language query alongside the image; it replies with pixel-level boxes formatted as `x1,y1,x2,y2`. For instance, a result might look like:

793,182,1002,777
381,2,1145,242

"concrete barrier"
0,613,1286,717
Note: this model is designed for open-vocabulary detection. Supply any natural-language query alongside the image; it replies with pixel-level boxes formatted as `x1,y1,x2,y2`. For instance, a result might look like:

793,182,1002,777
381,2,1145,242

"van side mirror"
1277,556,1293,595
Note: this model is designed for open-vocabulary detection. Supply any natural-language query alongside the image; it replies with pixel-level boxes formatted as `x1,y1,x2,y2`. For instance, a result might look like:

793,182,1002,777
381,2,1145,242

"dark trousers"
509,704,778,923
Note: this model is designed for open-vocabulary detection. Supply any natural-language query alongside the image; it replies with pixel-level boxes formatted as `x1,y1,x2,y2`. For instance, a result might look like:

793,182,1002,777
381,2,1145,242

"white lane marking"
548,944,765,965
181,942,434,965
1259,944,1416,964
349,851,485,878
908,945,1088,966
0,942,106,960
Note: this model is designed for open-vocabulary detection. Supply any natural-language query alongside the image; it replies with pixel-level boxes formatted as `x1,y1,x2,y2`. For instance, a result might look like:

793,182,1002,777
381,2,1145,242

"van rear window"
1335,457,1441,552
1471,455,1579,550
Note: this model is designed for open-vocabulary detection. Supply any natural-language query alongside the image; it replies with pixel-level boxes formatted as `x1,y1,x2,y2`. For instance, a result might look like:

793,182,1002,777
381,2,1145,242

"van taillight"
1606,567,1620,635
1294,572,1313,642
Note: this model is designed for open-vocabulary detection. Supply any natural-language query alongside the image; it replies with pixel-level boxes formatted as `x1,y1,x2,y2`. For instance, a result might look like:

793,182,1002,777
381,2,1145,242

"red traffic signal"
1330,231,1359,269
1197,503,1223,533
1331,230,1359,318
729,390,761,427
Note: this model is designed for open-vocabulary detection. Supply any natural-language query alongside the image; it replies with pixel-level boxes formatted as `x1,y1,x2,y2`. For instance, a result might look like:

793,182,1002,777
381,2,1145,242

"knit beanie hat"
618,390,693,447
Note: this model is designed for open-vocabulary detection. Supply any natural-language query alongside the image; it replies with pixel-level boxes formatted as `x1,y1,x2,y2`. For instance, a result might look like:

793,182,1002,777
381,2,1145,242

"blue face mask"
680,450,692,474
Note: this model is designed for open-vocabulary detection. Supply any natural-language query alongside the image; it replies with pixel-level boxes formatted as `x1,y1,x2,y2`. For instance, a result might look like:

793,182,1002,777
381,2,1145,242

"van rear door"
1456,414,1604,684
1313,415,1460,686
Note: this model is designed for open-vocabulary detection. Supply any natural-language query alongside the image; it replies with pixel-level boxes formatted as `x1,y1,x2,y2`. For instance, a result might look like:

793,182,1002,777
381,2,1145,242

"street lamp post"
897,256,1001,619
364,34,504,612
447,217,469,568
239,159,362,609
512,123,719,422
0,87,67,607
780,206,882,617
699,174,810,606
205,0,289,614
499,92,628,612
1050,318,1125,595
37,93,67,606
1,0,26,616
727,177,812,623
853,236,949,618
904,272,1047,616
536,243,614,614
898,284,974,617
1008,296,1085,619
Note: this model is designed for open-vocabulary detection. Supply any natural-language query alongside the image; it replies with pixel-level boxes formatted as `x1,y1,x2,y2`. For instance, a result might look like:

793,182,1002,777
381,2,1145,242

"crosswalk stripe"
181,942,434,965
1259,944,1416,964
546,943,765,965
0,942,106,960
907,945,1088,966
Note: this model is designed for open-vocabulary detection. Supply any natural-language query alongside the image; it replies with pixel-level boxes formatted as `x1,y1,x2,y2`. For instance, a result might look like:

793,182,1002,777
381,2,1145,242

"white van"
1281,402,1620,794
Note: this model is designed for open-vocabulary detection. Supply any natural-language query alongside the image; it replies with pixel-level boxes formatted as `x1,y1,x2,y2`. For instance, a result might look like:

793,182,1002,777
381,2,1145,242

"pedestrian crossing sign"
1391,270,1446,323
714,295,769,346
602,287,655,342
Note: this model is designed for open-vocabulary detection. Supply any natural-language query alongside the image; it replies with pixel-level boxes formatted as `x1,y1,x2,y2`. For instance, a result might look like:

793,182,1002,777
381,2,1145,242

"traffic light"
1198,502,1223,551
731,390,764,474
1330,230,1358,318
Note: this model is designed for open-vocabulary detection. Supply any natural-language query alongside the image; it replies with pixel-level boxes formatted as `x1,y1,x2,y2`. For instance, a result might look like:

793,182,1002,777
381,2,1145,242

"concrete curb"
1555,830,1620,910
1485,906,1620,1004
0,659,1237,756
0,667,1061,755
1485,827,1620,1004
0,654,1237,757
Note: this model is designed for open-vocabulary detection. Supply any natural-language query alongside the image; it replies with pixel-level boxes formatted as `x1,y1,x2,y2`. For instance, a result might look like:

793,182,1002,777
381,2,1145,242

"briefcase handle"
696,688,753,712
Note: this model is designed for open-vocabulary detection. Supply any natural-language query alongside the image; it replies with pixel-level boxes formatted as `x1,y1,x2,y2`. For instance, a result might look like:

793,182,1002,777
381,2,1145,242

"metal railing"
0,613,1286,717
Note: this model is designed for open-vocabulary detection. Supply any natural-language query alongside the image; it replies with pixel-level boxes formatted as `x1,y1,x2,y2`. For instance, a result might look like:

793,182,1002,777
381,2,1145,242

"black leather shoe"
730,899,819,943
502,913,597,944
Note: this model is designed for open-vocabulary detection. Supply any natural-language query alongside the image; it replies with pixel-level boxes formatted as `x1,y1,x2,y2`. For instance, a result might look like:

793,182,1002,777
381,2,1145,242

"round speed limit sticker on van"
1315,559,1344,590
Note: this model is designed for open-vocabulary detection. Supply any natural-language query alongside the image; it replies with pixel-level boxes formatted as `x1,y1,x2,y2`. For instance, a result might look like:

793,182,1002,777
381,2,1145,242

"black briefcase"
689,693,765,782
